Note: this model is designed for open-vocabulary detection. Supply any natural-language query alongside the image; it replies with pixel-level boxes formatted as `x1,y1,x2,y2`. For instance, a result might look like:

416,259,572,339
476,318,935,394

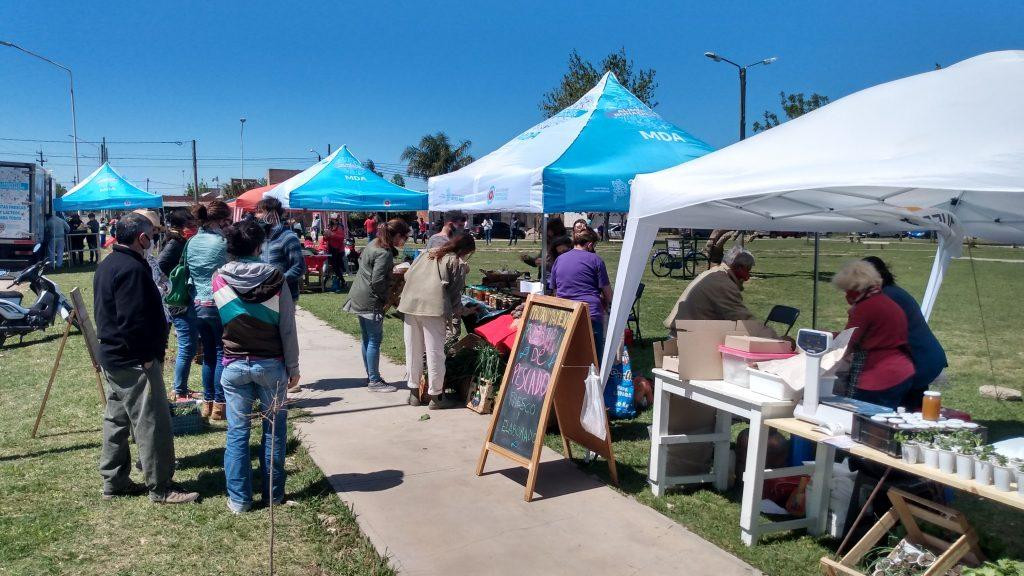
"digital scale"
792,329,887,434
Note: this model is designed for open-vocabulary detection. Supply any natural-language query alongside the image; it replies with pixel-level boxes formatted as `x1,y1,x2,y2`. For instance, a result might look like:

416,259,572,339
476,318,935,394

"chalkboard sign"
477,295,618,501
491,303,571,459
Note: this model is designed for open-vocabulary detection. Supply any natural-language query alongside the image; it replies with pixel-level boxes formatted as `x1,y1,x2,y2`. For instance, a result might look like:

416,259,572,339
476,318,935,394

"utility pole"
192,139,199,204
100,136,108,164
146,178,149,193
327,143,331,155
239,118,246,181
37,150,46,166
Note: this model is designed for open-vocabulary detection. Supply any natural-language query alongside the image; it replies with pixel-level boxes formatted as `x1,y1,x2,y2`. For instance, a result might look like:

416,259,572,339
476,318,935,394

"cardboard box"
724,334,792,354
657,320,779,380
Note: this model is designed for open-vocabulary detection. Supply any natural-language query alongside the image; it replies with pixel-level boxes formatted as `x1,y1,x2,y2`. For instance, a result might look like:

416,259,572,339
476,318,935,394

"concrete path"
292,308,760,576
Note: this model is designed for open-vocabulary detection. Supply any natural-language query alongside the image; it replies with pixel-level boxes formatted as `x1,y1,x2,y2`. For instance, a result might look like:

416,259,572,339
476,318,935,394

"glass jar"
922,391,942,421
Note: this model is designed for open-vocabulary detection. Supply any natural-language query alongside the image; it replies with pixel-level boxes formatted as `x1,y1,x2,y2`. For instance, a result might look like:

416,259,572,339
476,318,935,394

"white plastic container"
719,346,796,388
746,367,834,401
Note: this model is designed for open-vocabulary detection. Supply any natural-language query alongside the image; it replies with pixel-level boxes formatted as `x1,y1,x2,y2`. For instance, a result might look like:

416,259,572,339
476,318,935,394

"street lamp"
2,40,80,181
704,51,777,140
309,148,322,162
239,117,247,181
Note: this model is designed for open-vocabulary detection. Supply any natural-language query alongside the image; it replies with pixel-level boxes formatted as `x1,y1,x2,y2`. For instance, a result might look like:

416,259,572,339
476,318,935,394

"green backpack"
163,239,192,308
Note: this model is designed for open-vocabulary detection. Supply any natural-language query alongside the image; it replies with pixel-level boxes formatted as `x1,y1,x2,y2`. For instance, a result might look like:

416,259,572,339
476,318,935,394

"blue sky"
2,1,1022,194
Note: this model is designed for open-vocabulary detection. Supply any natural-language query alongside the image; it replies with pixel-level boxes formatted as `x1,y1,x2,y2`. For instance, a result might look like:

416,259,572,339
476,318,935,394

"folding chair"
765,304,800,337
627,282,645,343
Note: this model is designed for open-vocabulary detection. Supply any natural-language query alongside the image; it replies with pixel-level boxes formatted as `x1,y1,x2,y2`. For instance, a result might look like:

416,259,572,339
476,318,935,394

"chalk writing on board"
491,304,571,459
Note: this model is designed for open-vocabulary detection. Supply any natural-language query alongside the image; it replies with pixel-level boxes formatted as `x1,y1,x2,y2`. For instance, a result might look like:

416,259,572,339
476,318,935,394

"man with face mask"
663,246,757,333
93,213,199,504
255,197,306,301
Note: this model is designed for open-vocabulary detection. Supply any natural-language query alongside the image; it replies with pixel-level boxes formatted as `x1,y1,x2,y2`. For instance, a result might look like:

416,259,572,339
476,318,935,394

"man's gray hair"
724,246,755,269
115,213,153,245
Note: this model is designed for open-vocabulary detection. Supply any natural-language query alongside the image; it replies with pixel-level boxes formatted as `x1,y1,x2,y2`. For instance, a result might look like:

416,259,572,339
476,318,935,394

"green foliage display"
962,559,1024,576
539,48,657,118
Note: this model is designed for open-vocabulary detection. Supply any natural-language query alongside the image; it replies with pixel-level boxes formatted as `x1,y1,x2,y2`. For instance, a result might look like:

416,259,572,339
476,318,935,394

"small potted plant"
992,452,1014,492
974,444,995,485
935,434,957,474
953,429,981,481
467,344,504,414
919,431,940,469
894,431,919,464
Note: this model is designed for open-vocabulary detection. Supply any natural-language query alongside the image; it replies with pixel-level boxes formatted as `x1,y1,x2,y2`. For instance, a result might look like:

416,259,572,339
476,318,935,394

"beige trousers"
404,313,447,396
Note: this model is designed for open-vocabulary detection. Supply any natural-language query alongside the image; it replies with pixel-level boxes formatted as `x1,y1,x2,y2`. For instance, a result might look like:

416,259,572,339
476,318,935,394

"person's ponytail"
374,218,410,254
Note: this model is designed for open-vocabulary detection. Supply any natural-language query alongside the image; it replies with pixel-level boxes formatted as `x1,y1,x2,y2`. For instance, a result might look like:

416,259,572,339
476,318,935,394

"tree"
540,48,658,117
752,92,831,133
400,132,474,179
218,177,265,199
55,183,68,197
390,173,406,187
362,159,384,177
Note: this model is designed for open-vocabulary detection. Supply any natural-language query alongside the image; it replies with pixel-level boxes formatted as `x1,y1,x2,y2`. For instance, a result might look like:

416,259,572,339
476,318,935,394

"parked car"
607,223,626,239
470,221,525,240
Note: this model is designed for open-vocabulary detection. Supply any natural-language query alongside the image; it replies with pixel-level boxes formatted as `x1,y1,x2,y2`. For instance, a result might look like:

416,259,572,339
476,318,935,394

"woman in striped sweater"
213,219,300,513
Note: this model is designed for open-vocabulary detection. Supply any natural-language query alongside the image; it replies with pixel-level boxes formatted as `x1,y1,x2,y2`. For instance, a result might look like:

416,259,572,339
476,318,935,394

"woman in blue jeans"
186,201,230,420
157,208,199,401
213,219,300,512
343,218,410,392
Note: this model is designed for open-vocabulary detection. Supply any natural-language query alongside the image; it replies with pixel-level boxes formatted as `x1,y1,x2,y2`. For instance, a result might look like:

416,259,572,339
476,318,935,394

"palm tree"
400,132,474,179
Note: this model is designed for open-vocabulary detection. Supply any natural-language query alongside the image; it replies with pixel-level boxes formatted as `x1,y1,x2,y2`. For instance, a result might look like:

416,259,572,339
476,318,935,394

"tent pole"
540,213,548,282
812,232,820,329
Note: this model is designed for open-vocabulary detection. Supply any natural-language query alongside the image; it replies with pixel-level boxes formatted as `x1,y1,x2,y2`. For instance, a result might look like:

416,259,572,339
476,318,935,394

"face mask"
733,266,751,282
845,289,862,305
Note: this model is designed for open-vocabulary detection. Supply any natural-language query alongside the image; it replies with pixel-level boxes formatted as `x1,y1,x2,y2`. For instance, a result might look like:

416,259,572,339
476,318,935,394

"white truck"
0,161,52,263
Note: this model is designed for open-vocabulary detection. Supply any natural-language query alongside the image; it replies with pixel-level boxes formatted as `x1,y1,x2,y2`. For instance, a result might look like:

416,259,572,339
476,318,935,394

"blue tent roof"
429,72,714,213
55,163,162,212
266,146,427,211
542,74,715,212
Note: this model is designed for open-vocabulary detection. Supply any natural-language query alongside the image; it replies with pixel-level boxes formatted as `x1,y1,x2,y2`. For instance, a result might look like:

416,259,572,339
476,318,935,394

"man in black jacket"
93,213,198,504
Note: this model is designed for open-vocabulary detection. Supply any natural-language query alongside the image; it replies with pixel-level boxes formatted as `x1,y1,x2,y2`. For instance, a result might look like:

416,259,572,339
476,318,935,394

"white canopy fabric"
601,51,1024,382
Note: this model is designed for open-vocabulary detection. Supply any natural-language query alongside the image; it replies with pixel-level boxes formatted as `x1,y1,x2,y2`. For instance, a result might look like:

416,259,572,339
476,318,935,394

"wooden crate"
466,380,495,414
820,488,984,576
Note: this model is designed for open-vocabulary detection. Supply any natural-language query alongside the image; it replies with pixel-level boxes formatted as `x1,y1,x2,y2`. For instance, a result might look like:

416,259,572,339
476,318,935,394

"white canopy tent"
601,50,1024,381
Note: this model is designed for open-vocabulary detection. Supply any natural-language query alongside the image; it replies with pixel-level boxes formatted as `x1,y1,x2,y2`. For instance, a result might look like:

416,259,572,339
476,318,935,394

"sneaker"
227,499,251,514
102,480,148,500
428,393,459,410
151,484,199,505
407,389,422,407
367,380,397,393
288,380,301,393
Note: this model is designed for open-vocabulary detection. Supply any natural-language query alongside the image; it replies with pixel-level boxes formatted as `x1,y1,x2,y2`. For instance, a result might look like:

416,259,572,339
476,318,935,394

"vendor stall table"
649,369,834,545
766,417,1024,513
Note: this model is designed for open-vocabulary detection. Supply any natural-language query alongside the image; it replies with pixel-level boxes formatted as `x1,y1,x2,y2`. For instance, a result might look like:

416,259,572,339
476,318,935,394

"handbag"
163,238,192,308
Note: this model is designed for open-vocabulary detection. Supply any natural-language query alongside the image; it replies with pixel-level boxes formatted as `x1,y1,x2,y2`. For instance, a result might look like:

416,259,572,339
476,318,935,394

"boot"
199,401,213,419
210,402,227,421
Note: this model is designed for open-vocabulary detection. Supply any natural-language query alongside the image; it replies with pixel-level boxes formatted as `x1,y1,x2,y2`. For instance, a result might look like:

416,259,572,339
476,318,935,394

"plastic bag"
580,364,607,440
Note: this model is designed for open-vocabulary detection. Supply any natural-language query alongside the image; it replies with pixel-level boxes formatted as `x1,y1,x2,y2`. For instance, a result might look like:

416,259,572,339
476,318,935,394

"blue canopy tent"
266,145,428,211
429,72,715,213
55,163,162,212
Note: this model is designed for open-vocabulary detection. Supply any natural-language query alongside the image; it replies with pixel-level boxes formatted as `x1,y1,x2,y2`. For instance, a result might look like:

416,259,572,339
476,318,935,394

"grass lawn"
301,236,1024,576
0,264,393,576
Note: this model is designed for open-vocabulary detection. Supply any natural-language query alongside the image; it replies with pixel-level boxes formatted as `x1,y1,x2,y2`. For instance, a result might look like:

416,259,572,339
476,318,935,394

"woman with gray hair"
832,260,915,409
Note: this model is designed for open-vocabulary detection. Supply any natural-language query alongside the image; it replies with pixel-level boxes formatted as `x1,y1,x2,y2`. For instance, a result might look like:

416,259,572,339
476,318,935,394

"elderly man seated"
663,247,757,332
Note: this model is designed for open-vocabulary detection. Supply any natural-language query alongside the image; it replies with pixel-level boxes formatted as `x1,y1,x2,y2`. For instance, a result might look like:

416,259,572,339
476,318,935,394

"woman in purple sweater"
547,228,612,358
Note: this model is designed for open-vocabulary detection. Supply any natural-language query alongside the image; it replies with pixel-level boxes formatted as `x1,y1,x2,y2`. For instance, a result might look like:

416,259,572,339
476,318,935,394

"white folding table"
649,369,835,545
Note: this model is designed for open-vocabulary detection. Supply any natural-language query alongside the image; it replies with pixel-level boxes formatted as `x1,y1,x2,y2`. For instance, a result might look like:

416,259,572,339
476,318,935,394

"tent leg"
540,213,548,283
812,232,820,329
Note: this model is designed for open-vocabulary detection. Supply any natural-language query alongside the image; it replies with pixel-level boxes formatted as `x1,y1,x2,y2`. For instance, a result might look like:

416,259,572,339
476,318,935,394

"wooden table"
650,370,834,545
766,417,1024,513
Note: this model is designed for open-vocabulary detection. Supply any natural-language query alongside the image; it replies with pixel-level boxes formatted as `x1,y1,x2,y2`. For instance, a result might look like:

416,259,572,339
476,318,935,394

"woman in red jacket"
832,260,915,409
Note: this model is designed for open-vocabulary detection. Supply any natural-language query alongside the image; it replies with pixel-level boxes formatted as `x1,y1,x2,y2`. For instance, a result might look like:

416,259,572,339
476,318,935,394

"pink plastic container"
718,345,797,388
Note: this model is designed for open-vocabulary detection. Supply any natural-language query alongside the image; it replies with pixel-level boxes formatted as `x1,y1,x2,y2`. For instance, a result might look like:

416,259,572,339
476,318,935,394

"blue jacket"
262,224,306,300
185,228,227,306
882,284,947,388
